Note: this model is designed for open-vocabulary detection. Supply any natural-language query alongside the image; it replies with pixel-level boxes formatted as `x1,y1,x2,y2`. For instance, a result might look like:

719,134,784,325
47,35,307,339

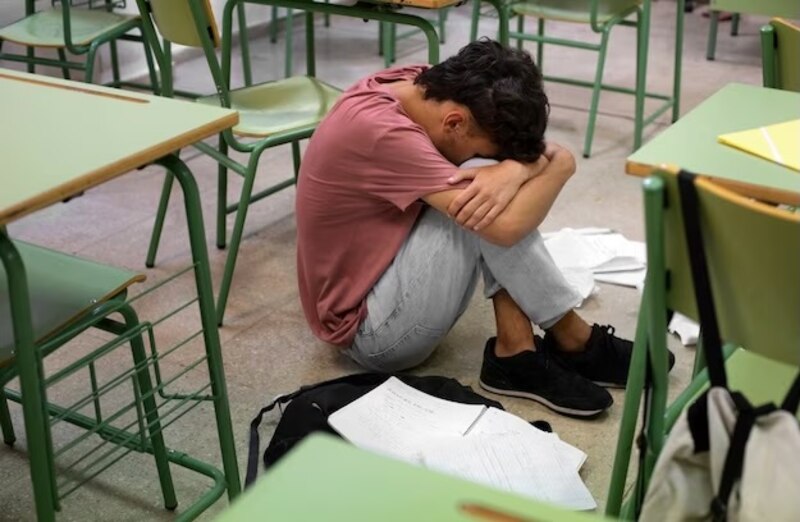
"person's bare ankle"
494,336,536,358
548,312,592,352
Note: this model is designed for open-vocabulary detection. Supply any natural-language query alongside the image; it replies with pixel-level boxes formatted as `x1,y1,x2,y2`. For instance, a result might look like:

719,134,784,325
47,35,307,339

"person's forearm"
477,152,575,247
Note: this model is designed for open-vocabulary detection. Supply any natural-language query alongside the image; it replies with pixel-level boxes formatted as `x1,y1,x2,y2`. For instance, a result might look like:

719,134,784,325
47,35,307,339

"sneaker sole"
479,380,609,418
593,380,626,389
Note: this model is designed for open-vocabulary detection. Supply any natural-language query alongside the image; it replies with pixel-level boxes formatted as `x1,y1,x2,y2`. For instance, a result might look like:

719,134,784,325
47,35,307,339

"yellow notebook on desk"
718,119,800,172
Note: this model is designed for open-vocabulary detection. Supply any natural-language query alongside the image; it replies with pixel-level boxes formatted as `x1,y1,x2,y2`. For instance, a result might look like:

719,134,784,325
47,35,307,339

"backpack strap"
781,371,800,413
245,373,386,487
711,393,777,521
677,170,728,389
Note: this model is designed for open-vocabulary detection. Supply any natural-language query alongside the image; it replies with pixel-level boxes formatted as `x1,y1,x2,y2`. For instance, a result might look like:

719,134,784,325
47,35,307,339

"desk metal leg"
0,230,57,522
153,155,242,501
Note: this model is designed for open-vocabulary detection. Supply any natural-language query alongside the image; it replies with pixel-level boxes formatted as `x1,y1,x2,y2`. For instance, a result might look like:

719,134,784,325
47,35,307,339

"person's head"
414,39,549,164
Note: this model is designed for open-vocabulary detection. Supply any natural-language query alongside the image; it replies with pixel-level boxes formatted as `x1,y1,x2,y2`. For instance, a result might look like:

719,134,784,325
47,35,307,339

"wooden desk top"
627,83,800,203
0,69,238,226
216,434,605,522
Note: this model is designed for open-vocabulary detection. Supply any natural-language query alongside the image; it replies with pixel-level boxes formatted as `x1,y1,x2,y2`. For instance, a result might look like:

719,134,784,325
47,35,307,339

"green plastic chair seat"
510,0,641,24
0,241,144,364
0,8,140,48
724,349,800,417
685,348,800,420
196,76,341,138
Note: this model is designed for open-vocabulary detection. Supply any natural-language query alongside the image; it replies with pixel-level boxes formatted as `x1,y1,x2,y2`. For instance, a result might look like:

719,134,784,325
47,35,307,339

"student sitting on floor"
296,39,671,417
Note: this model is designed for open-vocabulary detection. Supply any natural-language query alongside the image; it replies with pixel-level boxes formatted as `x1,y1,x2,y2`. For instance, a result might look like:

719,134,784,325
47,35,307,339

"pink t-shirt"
296,65,460,346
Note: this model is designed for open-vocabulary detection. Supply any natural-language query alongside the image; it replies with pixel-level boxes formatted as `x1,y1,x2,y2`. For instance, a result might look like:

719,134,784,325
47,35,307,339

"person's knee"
347,326,443,372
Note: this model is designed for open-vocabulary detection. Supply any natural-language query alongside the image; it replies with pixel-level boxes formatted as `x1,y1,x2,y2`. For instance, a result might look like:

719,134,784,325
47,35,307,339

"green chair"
0,241,176,520
761,18,800,92
472,0,661,158
134,0,340,325
0,0,157,89
705,0,800,61
605,167,800,518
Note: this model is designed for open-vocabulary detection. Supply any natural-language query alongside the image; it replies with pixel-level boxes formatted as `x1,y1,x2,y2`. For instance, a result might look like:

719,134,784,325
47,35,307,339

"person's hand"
445,160,529,231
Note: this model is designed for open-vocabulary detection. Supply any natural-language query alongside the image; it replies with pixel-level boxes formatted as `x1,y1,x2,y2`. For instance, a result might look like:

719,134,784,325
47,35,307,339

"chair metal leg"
270,6,279,43
216,154,263,325
146,173,175,268
516,16,525,50
56,49,71,80
381,22,393,68
706,11,719,60
672,0,685,122
117,304,178,510
110,39,121,85
536,18,545,70
0,390,16,446
605,295,651,518
633,5,649,151
237,2,253,86
582,28,610,158
285,8,295,78
438,9,447,45
84,42,102,84
292,141,301,179
217,138,229,250
470,0,480,42
731,13,740,36
0,234,57,521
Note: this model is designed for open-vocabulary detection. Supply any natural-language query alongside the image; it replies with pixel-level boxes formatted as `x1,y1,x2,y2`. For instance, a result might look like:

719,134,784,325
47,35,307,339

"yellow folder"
718,119,800,172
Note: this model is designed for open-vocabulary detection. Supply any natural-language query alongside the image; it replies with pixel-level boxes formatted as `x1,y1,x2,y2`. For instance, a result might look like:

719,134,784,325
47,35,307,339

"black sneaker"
479,338,613,418
544,324,675,389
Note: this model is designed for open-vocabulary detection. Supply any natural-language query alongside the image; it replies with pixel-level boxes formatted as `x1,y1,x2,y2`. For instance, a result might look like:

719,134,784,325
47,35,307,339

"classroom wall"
0,1,276,84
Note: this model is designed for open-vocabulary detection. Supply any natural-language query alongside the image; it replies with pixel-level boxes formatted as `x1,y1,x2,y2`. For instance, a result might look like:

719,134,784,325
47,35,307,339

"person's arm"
422,145,576,247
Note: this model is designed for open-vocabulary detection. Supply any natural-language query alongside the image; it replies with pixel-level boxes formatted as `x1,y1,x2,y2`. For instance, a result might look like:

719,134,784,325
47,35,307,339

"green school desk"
626,82,800,204
0,68,241,520
225,0,509,67
215,434,608,522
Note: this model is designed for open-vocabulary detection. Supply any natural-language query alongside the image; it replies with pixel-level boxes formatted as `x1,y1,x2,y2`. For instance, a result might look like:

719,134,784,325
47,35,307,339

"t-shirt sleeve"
359,123,461,211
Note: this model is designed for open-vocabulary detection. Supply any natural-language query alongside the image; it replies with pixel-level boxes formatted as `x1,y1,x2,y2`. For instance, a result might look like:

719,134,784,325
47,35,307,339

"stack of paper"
543,228,647,292
328,377,596,510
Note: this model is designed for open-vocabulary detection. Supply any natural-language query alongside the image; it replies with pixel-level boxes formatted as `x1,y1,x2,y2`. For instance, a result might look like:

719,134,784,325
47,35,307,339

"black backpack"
245,373,510,487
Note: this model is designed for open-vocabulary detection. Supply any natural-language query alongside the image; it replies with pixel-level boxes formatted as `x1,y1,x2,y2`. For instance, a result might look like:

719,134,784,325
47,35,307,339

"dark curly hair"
415,39,549,162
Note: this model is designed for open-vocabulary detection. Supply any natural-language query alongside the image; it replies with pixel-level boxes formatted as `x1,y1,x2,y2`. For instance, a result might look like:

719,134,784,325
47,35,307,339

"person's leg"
345,208,482,372
492,289,536,356
477,233,615,416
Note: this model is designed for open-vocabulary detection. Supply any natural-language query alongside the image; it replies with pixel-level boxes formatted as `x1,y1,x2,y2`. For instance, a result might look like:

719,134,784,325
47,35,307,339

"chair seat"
197,76,341,138
510,0,641,25
0,8,140,48
724,348,800,415
0,241,144,364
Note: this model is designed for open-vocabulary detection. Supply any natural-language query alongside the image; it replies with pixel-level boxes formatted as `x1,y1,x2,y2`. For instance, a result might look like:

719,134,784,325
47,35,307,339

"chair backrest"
134,0,230,105
761,18,800,92
145,0,220,48
651,168,800,367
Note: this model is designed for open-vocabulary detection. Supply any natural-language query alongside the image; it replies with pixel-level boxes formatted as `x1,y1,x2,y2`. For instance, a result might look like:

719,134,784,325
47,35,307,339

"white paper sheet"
668,312,700,346
421,432,597,510
327,377,486,462
466,408,587,471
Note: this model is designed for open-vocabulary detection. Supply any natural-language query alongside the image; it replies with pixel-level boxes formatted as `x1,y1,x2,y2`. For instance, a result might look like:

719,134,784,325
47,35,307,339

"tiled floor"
0,2,768,520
